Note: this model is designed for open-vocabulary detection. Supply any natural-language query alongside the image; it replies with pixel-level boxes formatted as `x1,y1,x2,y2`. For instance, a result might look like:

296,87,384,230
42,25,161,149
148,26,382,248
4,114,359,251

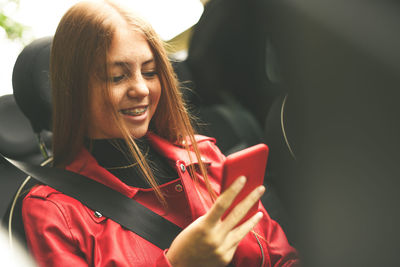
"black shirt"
88,137,177,188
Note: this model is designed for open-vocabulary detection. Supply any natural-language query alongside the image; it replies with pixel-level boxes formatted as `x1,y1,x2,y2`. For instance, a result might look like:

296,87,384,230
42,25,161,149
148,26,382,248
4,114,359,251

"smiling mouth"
120,106,148,116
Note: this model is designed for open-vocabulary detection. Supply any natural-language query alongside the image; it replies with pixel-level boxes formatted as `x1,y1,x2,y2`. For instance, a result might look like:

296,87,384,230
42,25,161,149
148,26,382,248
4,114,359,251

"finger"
222,185,265,231
226,211,264,248
205,176,247,224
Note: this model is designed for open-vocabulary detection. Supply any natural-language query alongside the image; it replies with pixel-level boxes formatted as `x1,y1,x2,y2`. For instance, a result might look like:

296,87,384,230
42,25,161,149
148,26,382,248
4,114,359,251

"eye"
142,71,158,79
111,74,126,83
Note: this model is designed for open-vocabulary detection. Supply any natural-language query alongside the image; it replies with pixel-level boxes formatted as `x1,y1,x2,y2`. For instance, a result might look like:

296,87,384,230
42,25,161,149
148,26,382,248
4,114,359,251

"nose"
127,75,149,98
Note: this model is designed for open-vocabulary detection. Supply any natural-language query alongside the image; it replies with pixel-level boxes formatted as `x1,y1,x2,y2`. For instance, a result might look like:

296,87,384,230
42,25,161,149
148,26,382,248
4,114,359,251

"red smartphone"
220,144,269,226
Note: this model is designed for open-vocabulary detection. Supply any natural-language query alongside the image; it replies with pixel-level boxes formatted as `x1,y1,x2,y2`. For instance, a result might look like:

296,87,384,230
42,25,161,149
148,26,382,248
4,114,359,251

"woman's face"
87,25,161,139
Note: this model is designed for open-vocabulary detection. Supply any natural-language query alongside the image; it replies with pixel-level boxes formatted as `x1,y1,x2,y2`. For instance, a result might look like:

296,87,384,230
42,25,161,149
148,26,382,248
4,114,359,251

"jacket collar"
66,148,141,198
65,132,214,198
146,132,213,166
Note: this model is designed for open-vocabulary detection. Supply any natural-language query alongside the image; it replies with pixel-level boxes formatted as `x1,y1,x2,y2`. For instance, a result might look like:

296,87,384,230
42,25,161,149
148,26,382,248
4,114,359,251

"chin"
128,125,149,139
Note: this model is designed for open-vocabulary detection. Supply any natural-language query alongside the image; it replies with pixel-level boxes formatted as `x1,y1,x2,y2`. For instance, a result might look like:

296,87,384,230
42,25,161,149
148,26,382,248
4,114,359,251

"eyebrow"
142,59,155,66
109,58,155,68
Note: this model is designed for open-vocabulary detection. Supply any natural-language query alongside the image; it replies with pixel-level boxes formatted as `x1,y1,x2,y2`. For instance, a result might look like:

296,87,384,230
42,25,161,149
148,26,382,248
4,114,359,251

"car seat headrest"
12,37,52,133
0,95,47,163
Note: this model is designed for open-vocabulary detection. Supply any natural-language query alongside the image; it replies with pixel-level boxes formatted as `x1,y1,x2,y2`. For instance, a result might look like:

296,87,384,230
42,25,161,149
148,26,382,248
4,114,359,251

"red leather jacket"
22,133,299,267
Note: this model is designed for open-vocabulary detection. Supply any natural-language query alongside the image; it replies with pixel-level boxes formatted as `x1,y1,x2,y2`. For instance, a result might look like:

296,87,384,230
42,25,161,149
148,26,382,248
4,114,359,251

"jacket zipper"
253,232,265,267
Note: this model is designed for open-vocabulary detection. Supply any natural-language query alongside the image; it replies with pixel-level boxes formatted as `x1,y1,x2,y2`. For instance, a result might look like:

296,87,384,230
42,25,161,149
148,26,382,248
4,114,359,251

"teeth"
120,106,147,116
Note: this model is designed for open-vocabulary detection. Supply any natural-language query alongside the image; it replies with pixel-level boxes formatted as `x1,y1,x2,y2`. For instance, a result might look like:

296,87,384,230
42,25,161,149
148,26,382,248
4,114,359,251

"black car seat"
172,59,265,156
1,37,53,249
185,0,281,125
263,93,298,244
0,95,47,221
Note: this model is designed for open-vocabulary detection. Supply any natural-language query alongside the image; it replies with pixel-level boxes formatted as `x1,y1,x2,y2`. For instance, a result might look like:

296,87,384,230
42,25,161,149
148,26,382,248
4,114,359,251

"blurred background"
1,0,400,266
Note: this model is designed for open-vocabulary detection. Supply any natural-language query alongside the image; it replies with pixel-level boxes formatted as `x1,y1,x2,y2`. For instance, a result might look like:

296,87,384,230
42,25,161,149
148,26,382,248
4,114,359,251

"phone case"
220,144,269,226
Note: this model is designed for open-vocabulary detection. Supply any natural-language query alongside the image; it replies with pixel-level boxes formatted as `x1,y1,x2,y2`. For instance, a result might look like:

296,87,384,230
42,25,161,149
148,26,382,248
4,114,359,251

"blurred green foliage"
0,0,27,40
0,13,25,39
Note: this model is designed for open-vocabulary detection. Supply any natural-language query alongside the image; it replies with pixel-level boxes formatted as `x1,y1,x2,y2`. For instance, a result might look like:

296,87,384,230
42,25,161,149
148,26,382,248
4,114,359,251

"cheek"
90,92,112,120
150,81,162,113
87,85,122,138
88,100,111,135
89,94,103,125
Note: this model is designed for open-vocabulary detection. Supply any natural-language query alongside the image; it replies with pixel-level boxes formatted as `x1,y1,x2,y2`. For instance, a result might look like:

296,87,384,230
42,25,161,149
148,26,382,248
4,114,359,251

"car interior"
1,0,400,266
0,29,294,248
0,0,297,253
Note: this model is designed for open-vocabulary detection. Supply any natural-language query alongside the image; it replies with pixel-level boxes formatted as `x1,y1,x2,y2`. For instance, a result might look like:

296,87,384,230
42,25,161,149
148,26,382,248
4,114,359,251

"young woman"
22,1,299,266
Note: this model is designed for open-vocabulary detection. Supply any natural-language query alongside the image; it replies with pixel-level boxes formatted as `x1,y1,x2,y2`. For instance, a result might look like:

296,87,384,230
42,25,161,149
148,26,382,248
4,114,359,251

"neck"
87,137,177,188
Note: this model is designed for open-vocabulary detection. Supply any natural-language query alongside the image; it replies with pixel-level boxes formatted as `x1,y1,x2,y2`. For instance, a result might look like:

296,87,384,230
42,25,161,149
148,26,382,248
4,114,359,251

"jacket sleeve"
22,196,88,267
153,250,173,267
257,202,300,267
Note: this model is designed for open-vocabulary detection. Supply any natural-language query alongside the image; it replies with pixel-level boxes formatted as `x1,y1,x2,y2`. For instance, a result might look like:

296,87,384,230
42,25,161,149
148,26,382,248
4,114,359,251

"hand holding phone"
220,144,269,226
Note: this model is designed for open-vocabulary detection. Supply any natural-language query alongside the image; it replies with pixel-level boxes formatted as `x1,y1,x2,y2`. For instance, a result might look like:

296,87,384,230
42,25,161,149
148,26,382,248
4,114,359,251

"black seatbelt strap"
2,154,182,250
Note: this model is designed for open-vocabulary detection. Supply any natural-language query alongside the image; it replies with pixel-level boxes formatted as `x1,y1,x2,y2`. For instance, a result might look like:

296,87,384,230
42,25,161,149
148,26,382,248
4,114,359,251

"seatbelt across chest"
2,154,182,250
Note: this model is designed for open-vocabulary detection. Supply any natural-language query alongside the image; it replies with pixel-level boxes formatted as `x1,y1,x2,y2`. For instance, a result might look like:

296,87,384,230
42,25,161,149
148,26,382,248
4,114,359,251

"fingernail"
238,176,246,185
257,186,265,194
